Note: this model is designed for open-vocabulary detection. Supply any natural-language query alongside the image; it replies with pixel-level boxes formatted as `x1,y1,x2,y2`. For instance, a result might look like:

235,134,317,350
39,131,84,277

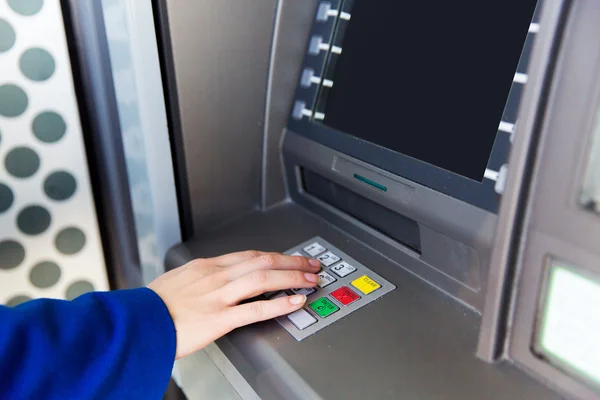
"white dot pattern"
0,0,109,304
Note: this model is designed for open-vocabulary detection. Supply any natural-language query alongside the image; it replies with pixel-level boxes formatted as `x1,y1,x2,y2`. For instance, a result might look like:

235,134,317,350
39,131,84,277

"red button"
330,286,360,306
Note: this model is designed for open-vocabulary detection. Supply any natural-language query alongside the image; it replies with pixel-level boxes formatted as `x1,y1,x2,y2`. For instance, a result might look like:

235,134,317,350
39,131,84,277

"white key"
287,308,317,330
317,251,341,267
330,261,357,278
290,287,317,296
317,271,337,288
291,251,303,256
303,242,326,257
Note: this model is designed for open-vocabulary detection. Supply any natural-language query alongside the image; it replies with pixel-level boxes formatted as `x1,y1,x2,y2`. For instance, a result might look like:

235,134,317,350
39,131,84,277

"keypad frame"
269,237,396,341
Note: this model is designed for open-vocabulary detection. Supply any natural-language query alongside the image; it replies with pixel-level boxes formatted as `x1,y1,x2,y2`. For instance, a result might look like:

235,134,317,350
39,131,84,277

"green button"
309,297,339,318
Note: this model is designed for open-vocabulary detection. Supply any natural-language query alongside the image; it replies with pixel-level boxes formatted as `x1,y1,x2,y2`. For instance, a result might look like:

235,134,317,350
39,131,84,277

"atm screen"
320,0,538,182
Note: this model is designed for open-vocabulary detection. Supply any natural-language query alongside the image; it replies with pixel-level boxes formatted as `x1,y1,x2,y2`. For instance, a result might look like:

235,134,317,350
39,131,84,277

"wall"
0,0,109,305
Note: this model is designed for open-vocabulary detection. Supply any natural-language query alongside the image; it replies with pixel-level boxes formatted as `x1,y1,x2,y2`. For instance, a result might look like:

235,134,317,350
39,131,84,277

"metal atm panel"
506,2,600,398
160,0,595,398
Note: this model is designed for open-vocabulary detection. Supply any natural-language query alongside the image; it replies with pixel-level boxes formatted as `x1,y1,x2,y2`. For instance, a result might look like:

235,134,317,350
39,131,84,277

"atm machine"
157,0,599,398
2,0,595,398
152,0,600,398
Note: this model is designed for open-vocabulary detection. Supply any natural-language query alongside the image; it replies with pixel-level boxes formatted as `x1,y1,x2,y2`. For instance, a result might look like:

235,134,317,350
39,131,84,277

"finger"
226,295,307,329
220,270,319,305
225,253,320,280
204,250,267,267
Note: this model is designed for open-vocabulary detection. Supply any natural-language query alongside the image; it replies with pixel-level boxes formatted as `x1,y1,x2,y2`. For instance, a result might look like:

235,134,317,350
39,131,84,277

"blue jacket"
0,288,177,399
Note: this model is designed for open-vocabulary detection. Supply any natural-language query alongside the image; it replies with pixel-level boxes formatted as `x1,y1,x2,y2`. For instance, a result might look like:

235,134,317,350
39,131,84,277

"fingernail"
290,295,306,305
309,259,321,268
305,273,319,283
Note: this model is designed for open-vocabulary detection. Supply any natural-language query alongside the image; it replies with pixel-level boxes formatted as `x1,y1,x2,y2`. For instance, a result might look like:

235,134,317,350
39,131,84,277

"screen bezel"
288,117,505,213
287,0,542,214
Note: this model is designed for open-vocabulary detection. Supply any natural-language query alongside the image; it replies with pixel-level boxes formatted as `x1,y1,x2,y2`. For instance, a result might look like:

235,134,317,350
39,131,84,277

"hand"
147,250,320,359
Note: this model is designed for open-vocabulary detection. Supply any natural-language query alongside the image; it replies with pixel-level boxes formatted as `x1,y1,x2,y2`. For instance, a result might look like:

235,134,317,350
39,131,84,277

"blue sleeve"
0,287,177,400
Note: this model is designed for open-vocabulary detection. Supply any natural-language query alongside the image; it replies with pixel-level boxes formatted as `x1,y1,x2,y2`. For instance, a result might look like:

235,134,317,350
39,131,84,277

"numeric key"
331,261,357,278
316,251,341,267
303,242,326,257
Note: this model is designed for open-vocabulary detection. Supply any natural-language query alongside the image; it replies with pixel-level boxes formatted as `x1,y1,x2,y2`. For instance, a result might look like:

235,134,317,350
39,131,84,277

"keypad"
271,237,396,341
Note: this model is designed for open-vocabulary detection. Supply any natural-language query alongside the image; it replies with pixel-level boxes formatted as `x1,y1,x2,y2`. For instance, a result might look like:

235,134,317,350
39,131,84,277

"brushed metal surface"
261,0,319,209
283,132,496,311
509,1,600,398
166,204,561,400
164,0,278,230
476,0,567,362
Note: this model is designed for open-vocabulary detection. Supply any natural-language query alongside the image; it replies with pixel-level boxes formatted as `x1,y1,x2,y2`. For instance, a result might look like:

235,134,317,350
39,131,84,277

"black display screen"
322,0,538,181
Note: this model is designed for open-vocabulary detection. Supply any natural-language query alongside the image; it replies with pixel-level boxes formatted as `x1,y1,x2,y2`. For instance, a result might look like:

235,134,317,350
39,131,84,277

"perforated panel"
0,0,109,306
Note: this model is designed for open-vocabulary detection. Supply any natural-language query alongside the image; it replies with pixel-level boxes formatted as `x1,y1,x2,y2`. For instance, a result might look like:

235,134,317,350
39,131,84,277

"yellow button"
351,275,381,295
